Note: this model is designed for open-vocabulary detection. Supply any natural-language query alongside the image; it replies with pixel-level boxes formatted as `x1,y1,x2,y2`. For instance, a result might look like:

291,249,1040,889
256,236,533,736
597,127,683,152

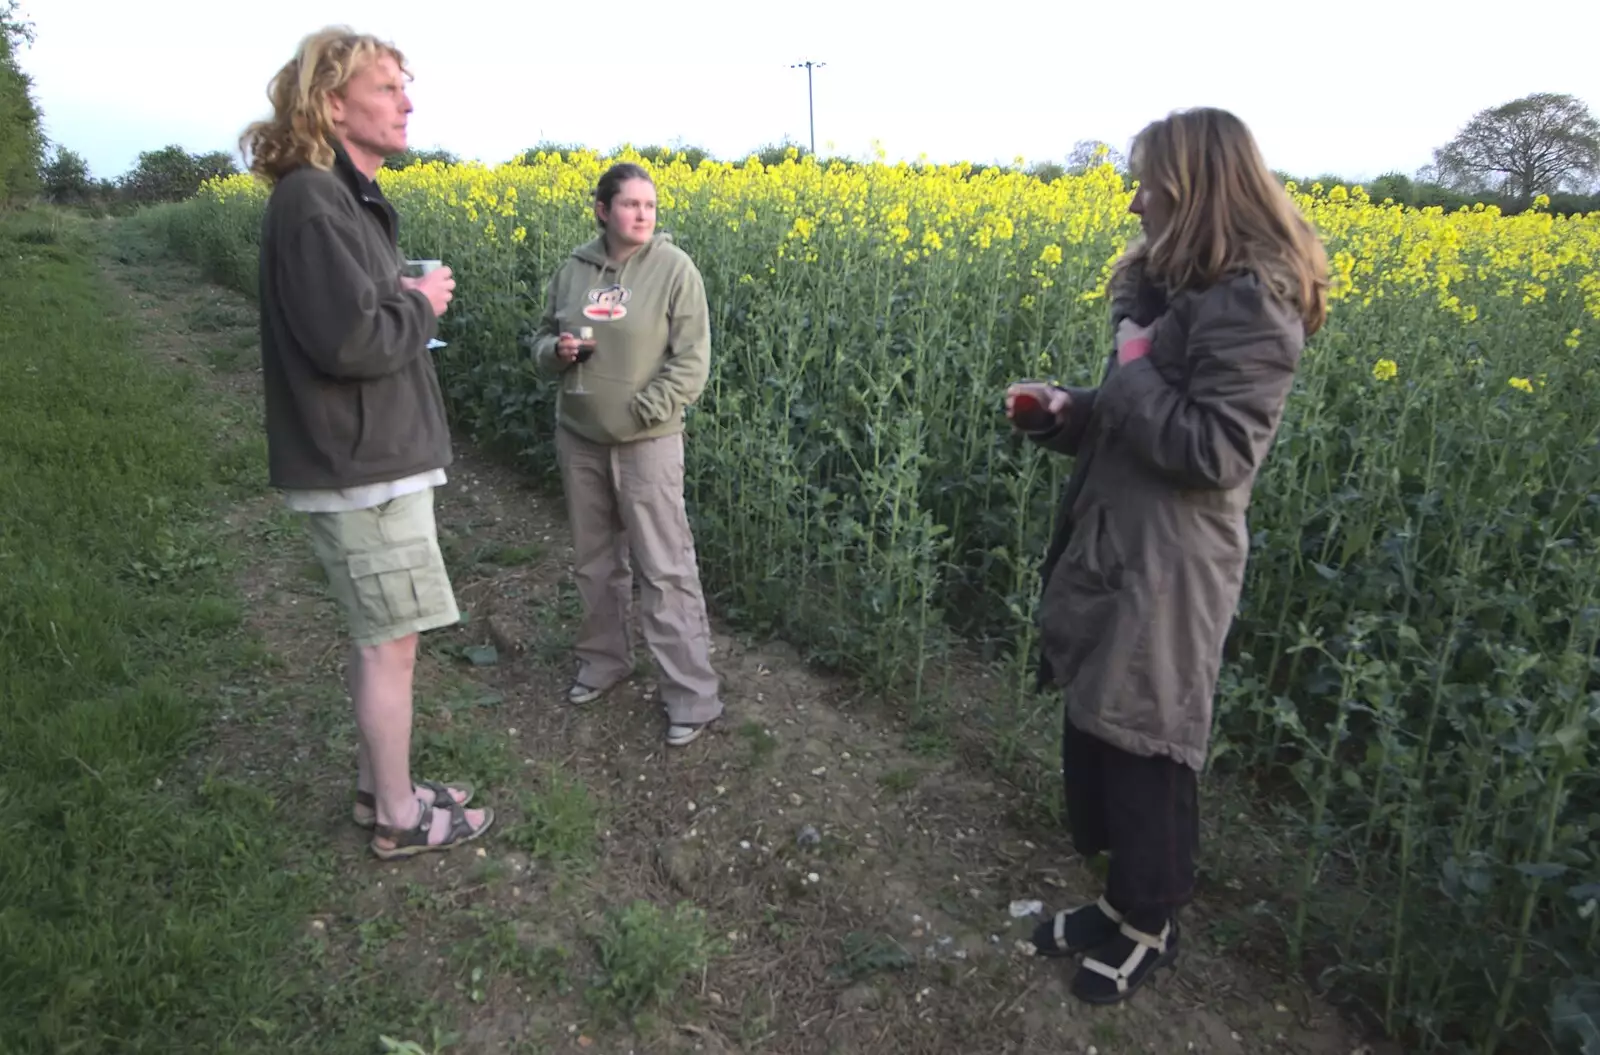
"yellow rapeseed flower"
191,150,1600,384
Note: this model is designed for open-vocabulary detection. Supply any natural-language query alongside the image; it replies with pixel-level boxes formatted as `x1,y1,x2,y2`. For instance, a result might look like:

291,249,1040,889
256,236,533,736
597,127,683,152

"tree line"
5,5,1598,217
40,143,241,209
0,0,41,202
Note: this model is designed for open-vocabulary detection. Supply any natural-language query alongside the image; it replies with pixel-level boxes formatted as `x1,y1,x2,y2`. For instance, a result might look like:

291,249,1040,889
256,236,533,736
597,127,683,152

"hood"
570,231,675,266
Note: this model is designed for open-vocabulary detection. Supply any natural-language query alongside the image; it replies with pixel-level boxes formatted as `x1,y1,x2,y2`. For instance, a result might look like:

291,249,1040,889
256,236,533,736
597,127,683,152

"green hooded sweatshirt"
530,233,711,446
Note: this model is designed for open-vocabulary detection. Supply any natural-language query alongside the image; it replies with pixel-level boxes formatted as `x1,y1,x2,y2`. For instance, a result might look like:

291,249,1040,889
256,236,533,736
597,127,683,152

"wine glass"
570,326,596,395
404,260,449,349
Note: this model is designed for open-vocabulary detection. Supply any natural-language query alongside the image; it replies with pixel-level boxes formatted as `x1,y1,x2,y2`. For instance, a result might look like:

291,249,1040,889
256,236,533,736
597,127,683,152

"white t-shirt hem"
282,468,447,513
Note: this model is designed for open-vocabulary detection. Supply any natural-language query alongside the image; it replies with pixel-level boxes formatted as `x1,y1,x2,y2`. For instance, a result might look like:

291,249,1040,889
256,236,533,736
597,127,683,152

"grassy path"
0,210,331,1051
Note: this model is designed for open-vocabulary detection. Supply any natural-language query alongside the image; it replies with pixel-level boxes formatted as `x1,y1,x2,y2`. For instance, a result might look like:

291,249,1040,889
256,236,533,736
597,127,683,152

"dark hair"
594,163,653,227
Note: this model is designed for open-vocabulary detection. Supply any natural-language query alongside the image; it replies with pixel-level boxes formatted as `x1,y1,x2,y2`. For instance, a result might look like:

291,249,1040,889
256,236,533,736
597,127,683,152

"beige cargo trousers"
555,426,723,726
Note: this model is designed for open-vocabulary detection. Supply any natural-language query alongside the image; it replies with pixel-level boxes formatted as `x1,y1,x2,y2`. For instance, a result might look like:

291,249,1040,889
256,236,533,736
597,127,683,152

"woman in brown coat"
1005,107,1328,1004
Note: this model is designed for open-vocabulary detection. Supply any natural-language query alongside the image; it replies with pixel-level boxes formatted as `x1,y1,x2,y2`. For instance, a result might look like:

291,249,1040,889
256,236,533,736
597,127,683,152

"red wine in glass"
1009,388,1058,432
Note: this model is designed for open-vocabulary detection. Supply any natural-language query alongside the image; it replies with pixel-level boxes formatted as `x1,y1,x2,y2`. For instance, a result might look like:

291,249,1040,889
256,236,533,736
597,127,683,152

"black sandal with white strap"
1070,916,1180,1005
1030,896,1124,958
352,779,475,829
369,791,494,861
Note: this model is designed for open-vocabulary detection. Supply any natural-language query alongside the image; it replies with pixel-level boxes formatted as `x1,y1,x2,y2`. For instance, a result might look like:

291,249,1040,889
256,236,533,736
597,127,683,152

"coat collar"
329,140,383,199
327,139,399,240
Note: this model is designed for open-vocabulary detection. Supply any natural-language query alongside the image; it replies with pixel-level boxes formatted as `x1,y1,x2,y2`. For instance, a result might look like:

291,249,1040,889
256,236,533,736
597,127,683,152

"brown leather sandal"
352,779,475,829
369,791,494,860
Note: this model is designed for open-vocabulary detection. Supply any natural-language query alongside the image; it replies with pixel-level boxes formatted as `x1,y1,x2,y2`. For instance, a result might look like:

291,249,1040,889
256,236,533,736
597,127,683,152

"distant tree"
1027,161,1066,183
625,142,714,169
1066,139,1127,174
668,142,713,168
119,145,237,204
1545,190,1600,217
966,162,1015,179
515,141,591,164
382,146,458,170
0,0,44,203
1365,171,1414,203
40,145,92,203
193,149,239,181
1432,92,1600,208
746,138,809,168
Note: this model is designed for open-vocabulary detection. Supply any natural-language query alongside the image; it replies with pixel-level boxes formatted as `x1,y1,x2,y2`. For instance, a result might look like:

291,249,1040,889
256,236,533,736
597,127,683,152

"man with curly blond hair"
240,26,493,859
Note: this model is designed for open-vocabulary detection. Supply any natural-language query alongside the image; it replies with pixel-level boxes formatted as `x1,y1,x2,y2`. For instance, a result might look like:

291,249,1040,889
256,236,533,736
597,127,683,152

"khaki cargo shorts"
304,488,460,647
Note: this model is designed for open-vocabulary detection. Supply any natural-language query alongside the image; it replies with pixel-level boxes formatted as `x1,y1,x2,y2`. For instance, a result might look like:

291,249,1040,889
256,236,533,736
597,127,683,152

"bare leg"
351,642,457,808
349,645,374,798
352,633,485,846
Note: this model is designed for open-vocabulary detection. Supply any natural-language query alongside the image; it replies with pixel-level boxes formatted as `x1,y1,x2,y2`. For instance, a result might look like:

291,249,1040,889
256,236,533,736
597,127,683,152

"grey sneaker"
567,682,606,705
666,721,711,746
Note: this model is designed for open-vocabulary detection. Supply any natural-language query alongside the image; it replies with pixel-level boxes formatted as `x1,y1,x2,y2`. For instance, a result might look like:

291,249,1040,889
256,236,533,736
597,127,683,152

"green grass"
479,542,544,567
504,764,603,870
876,766,921,795
450,919,575,1001
0,211,425,1054
585,900,722,1025
737,720,778,766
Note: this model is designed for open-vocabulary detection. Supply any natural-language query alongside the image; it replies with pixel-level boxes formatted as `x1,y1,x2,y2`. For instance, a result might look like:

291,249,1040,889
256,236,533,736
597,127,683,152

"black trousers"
1061,716,1199,918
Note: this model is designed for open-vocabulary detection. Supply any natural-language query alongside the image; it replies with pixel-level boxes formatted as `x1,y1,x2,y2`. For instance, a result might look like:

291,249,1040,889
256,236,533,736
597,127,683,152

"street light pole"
789,60,825,155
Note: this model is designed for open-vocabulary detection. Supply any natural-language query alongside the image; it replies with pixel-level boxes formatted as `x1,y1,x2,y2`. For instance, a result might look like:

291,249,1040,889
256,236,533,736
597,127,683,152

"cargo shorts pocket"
347,541,447,628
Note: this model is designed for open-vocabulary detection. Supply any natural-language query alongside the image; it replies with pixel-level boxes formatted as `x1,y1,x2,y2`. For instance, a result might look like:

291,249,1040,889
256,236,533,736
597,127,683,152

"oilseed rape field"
158,149,1600,1050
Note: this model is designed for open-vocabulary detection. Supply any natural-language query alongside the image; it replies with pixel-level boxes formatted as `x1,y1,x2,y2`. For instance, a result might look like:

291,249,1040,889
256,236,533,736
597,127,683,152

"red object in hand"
1010,391,1058,433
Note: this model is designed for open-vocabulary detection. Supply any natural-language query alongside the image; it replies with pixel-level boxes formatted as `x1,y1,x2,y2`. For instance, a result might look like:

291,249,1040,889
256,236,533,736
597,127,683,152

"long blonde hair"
1119,108,1329,336
239,27,408,185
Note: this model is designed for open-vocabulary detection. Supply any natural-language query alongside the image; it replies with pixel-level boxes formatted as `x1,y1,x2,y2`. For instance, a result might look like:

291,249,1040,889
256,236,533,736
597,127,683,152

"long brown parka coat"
1031,256,1306,772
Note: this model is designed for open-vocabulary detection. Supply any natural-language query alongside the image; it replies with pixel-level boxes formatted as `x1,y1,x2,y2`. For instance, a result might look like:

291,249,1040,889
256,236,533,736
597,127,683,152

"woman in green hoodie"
529,163,724,746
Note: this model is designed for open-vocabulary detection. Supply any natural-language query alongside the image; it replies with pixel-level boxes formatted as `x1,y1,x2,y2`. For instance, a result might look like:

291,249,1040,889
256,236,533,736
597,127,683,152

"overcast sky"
18,0,1600,184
